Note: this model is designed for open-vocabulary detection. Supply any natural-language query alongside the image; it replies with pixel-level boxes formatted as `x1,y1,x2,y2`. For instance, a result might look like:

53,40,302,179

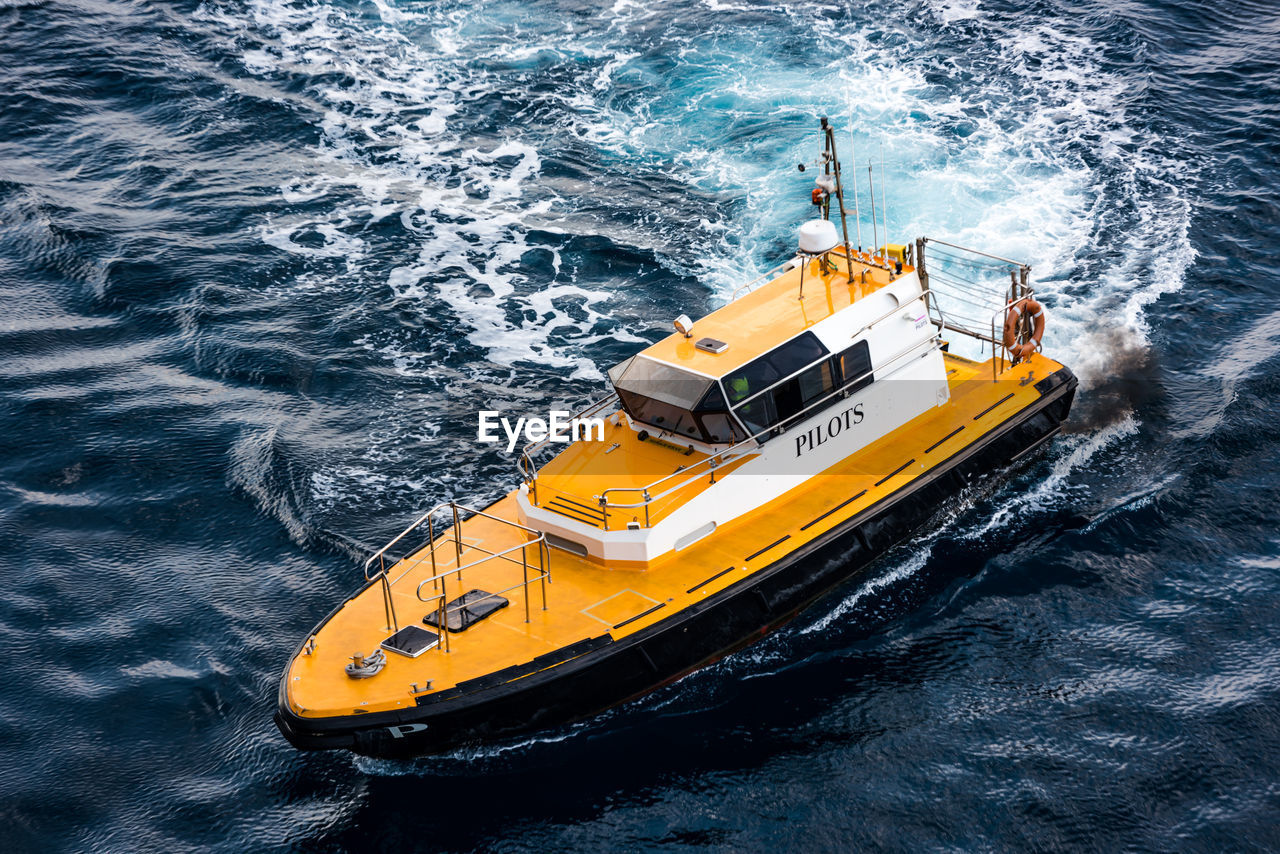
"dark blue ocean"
3,0,1279,849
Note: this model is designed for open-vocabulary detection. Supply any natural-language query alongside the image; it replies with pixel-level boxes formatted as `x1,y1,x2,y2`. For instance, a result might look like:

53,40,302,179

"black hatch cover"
424,589,510,633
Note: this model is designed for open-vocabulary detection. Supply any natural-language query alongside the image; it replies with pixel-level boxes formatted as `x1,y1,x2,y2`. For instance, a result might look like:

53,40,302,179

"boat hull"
275,367,1077,758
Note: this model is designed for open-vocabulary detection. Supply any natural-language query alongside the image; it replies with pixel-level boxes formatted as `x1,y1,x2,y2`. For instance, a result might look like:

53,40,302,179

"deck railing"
517,392,618,501
362,501,551,645
916,236,1036,380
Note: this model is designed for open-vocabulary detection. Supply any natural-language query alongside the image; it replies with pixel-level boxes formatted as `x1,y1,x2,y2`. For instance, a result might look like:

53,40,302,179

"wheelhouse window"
837,340,873,394
724,332,832,435
609,357,746,444
726,334,874,438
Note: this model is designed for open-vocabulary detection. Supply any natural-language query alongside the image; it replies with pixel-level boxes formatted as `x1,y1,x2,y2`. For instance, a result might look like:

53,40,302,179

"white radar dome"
798,219,839,255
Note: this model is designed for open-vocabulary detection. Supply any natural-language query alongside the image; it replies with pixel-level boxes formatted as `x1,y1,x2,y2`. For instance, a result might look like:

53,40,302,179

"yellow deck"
530,415,752,532
284,349,1063,719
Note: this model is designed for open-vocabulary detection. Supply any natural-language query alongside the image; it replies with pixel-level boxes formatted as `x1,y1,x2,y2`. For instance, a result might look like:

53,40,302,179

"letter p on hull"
387,723,429,739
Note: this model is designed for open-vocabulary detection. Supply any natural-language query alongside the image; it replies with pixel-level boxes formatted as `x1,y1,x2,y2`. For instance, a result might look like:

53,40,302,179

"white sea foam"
962,412,1141,540
198,0,633,388
1079,472,1181,535
199,0,1195,554
800,546,933,635
932,0,983,23
351,718,595,776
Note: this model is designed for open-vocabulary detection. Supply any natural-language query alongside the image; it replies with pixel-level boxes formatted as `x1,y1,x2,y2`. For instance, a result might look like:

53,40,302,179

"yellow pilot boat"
275,118,1077,757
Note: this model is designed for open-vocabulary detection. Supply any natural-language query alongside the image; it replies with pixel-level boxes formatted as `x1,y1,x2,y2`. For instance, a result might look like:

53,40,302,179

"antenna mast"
819,117,854,273
880,142,889,264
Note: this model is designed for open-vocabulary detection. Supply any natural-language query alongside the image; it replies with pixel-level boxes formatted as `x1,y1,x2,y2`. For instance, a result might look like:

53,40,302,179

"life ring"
1003,297,1045,363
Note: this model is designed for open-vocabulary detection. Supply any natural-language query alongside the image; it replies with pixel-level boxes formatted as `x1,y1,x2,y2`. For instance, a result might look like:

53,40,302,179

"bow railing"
362,501,551,643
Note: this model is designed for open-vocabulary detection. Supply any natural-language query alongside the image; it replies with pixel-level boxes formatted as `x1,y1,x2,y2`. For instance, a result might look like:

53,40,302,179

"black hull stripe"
973,392,1015,420
745,535,790,562
801,489,867,532
925,425,965,454
874,458,916,487
613,602,667,630
686,566,738,594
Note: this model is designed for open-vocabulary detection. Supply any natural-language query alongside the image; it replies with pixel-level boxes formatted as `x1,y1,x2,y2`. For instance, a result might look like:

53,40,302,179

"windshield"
610,356,711,409
609,356,743,443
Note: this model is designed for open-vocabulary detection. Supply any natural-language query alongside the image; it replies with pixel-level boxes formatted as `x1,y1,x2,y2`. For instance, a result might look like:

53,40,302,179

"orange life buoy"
1002,297,1045,362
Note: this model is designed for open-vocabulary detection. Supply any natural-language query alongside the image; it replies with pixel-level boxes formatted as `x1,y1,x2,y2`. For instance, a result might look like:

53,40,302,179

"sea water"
1,0,1278,850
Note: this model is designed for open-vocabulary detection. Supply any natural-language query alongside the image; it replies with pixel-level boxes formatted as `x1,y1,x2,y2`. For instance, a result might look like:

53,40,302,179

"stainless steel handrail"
730,258,801,300
421,592,450,653
364,506,445,581
414,538,549,625
987,292,1038,381
916,237,1039,379
363,500,551,636
921,236,1030,270
517,392,619,490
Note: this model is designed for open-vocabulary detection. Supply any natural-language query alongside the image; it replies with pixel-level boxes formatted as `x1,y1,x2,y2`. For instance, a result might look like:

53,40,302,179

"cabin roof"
639,253,910,377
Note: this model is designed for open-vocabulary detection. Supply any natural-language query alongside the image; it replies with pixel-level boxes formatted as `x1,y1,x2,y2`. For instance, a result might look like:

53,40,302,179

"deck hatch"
381,625,440,658
423,590,509,633
583,589,662,627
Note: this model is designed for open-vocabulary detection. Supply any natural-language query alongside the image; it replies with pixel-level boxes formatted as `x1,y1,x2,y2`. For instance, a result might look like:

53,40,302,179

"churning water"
2,0,1278,850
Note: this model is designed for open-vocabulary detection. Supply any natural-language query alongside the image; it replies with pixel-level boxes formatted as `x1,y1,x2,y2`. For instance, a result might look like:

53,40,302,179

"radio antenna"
880,142,889,263
849,115,863,253
868,161,879,259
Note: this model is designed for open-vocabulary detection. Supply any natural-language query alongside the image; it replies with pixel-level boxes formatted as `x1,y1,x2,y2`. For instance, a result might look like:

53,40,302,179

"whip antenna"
880,142,889,263
849,115,863,253
868,162,878,258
